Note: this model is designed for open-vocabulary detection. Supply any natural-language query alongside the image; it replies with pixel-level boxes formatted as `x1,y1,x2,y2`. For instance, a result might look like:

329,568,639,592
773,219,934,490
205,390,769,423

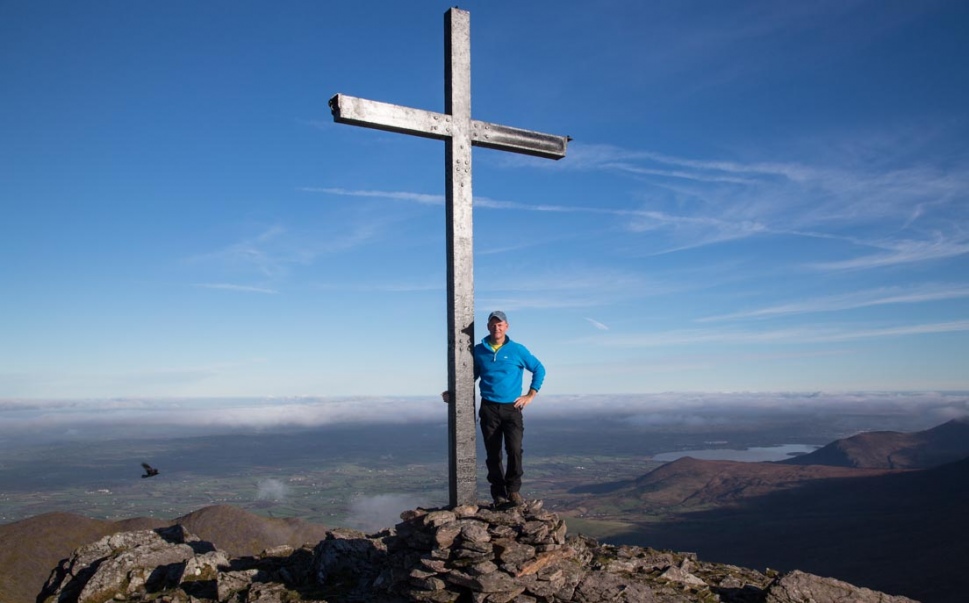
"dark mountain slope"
779,417,969,469
626,456,894,509
607,456,969,603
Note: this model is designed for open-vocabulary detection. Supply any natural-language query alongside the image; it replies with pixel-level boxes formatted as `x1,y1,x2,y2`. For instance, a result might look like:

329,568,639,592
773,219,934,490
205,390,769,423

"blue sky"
2,0,968,400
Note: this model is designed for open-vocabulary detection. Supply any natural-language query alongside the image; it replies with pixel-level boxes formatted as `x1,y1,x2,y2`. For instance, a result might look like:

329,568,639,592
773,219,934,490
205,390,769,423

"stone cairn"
40,498,918,603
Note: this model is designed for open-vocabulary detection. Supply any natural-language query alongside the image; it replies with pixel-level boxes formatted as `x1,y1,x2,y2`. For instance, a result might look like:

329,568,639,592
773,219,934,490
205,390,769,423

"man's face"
488,318,508,341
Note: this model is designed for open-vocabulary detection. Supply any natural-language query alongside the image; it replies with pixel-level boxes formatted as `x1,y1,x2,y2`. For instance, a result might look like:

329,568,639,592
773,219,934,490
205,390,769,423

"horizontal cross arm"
329,94,570,160
329,94,452,141
471,120,570,160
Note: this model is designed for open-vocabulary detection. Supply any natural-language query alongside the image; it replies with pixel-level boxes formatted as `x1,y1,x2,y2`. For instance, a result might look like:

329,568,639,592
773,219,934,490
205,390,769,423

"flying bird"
141,463,159,478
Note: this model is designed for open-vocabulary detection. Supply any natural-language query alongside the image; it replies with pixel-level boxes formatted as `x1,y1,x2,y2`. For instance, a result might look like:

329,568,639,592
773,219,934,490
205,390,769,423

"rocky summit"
38,499,917,603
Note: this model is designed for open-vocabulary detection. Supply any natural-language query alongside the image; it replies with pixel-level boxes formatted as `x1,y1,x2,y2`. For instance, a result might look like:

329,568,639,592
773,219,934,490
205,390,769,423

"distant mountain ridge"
625,456,894,509
777,418,969,469
564,419,969,602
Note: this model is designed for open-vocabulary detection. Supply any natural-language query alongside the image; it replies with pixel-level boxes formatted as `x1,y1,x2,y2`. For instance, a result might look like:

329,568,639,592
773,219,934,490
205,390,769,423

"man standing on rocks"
444,310,546,508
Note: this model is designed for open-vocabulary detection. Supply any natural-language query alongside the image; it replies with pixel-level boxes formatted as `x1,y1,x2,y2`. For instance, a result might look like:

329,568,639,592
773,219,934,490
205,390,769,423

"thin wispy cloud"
808,238,969,271
600,161,755,185
309,186,625,216
313,281,440,293
584,320,969,348
195,283,279,294
297,118,334,131
309,185,774,261
476,261,738,312
585,317,610,330
815,320,969,342
187,225,297,278
631,149,816,182
700,284,969,322
568,142,967,223
187,220,388,280
308,185,773,257
1,360,269,398
551,140,969,268
300,187,443,205
560,143,812,182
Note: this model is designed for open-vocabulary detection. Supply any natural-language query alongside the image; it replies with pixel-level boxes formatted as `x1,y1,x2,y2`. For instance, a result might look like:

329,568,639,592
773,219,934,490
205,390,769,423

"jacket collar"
483,334,512,351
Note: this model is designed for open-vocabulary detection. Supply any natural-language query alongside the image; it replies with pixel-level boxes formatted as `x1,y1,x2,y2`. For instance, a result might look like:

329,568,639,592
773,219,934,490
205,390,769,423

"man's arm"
515,344,545,409
523,346,545,392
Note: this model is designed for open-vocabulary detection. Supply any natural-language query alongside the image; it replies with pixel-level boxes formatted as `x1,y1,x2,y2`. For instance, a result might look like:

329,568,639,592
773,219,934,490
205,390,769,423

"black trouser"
479,400,524,499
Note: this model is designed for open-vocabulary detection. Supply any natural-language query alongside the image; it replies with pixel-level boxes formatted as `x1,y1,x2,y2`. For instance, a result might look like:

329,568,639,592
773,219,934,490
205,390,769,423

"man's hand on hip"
513,390,537,410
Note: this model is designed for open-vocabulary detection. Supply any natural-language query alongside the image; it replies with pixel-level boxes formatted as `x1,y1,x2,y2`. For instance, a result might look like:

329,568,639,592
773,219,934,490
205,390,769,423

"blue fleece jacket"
473,335,545,403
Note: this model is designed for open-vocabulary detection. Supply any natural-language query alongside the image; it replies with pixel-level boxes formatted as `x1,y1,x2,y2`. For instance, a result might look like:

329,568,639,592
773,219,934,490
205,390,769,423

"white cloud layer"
1,392,965,445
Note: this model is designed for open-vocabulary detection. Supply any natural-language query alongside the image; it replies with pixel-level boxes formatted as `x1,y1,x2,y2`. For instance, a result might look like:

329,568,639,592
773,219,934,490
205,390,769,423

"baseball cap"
488,310,508,323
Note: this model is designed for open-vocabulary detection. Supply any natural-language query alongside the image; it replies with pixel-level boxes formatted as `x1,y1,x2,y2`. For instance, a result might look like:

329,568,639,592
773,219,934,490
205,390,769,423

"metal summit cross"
329,8,569,507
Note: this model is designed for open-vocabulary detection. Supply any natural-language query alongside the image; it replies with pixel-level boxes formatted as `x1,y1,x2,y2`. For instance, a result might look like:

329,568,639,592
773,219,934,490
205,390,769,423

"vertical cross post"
443,9,477,508
329,8,568,507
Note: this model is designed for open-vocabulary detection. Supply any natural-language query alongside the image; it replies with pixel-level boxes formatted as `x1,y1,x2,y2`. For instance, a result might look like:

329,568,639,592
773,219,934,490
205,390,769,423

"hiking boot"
493,495,510,509
508,492,524,506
